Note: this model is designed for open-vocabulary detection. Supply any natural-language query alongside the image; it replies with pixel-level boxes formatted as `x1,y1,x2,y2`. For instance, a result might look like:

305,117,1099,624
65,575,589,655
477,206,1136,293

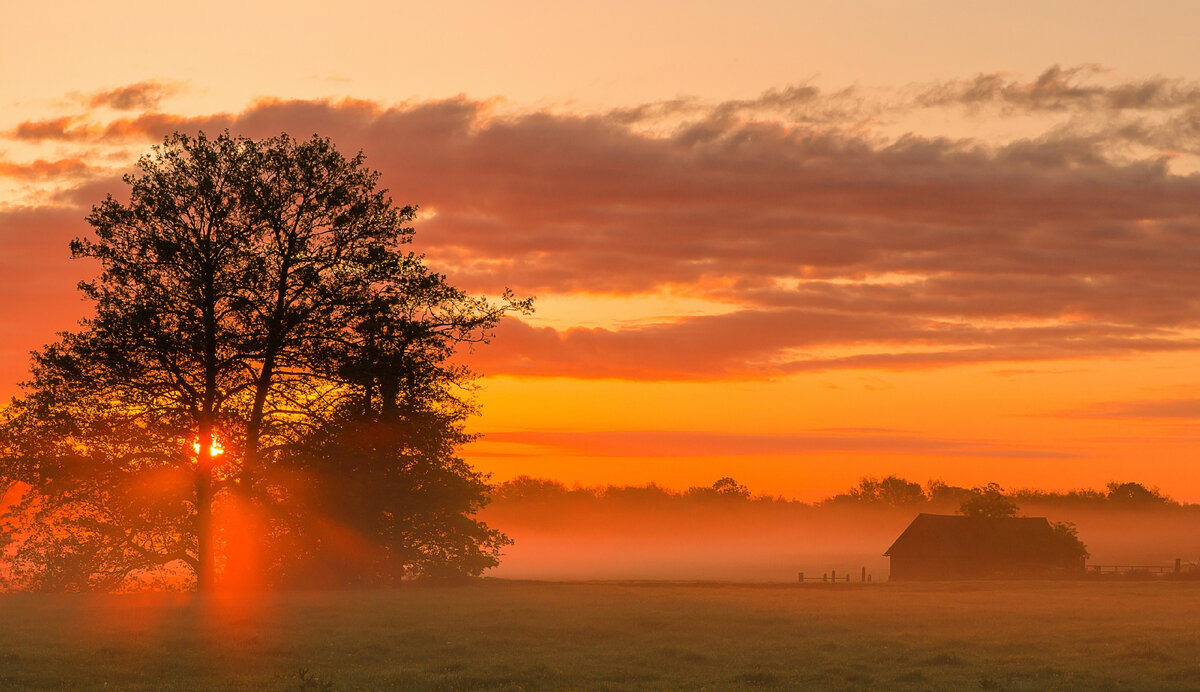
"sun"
192,437,225,457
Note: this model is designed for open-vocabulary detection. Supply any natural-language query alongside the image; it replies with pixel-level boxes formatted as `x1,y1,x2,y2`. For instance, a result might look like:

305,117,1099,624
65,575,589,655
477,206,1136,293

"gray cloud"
86,80,183,111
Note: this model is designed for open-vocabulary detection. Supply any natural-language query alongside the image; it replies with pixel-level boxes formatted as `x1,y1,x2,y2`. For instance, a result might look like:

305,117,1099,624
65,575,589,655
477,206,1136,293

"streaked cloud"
0,157,92,180
913,65,1200,112
476,429,1078,459
1061,398,1200,419
84,80,183,111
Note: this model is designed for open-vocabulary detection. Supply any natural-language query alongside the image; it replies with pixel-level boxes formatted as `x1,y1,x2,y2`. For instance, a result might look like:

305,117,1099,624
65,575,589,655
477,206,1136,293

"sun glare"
192,437,225,457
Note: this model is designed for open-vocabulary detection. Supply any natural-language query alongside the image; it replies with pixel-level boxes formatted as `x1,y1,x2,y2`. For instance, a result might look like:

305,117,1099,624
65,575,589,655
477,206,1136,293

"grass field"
1,580,1199,690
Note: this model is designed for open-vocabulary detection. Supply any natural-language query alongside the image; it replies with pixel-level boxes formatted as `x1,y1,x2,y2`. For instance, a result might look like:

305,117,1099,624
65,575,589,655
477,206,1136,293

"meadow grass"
0,580,1198,690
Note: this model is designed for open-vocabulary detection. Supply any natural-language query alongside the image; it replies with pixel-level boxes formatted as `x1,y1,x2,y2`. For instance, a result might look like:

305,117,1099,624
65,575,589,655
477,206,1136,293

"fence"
798,567,873,583
1087,558,1195,575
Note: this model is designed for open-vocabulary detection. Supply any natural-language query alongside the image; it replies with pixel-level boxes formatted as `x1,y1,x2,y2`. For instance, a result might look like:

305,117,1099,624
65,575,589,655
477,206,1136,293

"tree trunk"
195,426,216,592
195,465,214,591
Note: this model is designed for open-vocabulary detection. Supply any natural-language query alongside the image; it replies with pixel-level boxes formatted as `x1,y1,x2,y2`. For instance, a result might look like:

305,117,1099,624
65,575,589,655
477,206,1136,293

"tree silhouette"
1105,482,1171,507
282,266,524,582
826,475,928,507
958,483,1019,519
684,477,752,501
0,132,529,590
710,477,751,500
1050,520,1090,561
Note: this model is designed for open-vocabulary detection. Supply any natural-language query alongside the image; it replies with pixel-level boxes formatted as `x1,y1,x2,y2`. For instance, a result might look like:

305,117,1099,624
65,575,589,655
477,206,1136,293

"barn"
884,513,1086,580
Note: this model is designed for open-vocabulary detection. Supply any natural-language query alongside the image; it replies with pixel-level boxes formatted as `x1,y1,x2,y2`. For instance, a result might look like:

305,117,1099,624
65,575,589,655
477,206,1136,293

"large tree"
0,132,528,591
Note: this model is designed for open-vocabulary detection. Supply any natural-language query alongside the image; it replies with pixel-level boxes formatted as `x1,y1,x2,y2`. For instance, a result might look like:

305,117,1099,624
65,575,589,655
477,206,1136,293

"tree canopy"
0,131,530,591
958,483,1020,519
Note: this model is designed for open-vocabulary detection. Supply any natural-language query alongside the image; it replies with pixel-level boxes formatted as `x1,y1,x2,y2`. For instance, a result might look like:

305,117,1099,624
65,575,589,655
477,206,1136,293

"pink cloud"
0,158,92,180
7,78,1200,382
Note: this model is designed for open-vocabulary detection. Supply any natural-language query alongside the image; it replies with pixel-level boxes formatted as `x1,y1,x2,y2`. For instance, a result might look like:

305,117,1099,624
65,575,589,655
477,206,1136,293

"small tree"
711,477,751,500
959,483,1019,519
925,480,972,508
684,477,751,501
1050,520,1090,563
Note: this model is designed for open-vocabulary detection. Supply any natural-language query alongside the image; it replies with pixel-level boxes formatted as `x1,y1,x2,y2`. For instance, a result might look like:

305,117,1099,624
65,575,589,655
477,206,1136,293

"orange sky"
3,2,1200,500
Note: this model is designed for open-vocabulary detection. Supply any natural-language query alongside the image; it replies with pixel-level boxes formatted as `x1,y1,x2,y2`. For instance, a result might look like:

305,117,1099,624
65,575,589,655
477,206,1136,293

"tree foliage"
1104,482,1171,507
958,483,1020,519
828,476,927,507
1050,520,1090,561
0,132,530,590
685,477,752,501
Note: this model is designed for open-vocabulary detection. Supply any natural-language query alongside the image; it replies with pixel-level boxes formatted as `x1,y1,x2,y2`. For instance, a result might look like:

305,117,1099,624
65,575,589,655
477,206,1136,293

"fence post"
1176,558,1182,574
823,572,827,582
798,571,804,583
861,567,866,582
831,570,836,582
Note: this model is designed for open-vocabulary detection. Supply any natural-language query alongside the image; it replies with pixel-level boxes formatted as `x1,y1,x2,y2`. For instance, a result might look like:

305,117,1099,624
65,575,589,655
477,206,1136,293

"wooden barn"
884,513,1085,580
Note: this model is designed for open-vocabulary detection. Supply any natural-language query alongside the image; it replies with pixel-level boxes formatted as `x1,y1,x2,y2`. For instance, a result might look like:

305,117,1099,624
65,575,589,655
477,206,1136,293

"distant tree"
492,477,576,503
0,132,529,590
959,483,1019,519
1009,487,1108,506
1050,520,1090,561
870,476,926,506
829,476,927,507
602,483,674,504
1105,482,1172,507
711,477,751,500
685,477,752,501
925,480,972,508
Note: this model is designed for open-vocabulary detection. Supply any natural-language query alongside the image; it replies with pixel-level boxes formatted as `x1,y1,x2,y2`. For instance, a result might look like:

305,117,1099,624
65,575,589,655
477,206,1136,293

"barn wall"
889,555,975,580
889,554,1074,580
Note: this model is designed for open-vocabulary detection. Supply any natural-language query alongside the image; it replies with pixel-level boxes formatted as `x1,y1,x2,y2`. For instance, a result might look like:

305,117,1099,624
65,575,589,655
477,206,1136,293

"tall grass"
0,581,1197,689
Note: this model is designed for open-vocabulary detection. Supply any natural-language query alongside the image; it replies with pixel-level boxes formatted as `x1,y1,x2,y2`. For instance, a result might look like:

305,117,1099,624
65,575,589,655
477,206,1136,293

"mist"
481,478,1200,581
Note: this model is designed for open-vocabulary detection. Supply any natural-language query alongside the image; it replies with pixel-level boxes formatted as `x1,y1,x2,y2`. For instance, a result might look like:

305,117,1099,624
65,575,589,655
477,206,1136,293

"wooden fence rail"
1088,558,1193,574
798,569,873,583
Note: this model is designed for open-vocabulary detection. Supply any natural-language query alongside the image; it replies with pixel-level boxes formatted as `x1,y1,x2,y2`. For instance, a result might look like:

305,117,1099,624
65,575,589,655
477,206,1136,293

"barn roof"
884,513,1064,559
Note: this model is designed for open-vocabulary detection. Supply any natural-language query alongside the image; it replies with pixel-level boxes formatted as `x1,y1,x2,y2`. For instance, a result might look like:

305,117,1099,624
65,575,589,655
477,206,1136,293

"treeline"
491,475,1190,511
825,477,1182,510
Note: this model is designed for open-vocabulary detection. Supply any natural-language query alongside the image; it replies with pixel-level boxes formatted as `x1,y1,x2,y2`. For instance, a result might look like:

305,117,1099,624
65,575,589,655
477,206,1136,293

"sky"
3,1,1200,500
